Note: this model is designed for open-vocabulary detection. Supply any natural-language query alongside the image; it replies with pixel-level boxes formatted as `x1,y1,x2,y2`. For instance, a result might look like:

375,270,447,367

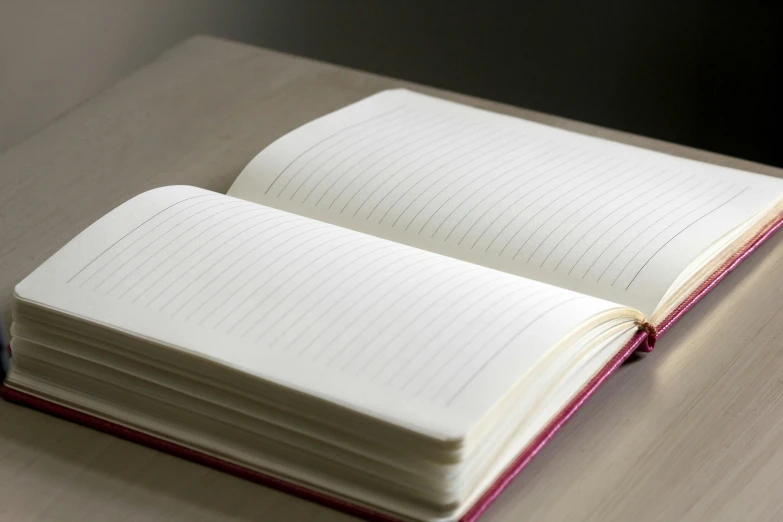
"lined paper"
231,89,783,315
21,186,628,436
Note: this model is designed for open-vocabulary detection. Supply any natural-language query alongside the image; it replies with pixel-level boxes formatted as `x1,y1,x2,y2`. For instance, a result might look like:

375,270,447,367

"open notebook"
3,89,783,522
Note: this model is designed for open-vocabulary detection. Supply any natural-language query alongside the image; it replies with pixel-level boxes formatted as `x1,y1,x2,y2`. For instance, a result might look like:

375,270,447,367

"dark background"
250,1,782,167
2,1,781,166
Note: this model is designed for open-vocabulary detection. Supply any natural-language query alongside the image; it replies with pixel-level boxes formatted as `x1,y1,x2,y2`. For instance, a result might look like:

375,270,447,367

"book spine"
635,321,658,352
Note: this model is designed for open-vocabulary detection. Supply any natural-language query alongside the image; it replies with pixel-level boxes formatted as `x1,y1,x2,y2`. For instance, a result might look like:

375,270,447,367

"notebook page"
14,186,633,439
230,89,783,316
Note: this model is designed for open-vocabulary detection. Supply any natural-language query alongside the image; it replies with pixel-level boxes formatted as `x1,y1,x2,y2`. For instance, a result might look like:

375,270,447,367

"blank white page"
15,186,631,439
230,89,783,316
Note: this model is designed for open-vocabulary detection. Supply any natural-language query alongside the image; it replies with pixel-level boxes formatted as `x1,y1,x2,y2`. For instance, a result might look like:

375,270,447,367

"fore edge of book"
1,319,9,380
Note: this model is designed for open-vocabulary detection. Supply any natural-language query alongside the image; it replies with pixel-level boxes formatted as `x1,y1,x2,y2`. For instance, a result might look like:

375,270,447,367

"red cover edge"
1,212,781,522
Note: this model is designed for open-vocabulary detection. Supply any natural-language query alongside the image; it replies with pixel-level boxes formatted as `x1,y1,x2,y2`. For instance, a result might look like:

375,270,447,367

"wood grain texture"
1,35,782,522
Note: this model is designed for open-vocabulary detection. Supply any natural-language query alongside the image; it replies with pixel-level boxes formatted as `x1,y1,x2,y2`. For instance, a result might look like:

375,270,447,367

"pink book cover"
2,213,782,522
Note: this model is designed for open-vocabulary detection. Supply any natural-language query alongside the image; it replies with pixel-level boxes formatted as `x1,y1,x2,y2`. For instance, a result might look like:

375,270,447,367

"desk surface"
2,36,783,522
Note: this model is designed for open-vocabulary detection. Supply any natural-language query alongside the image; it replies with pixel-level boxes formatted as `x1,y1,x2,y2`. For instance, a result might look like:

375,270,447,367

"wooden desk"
2,36,782,522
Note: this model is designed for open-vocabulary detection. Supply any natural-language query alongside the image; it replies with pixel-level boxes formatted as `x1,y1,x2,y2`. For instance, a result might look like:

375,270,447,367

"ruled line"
298,110,431,204
287,250,430,357
166,225,352,323
380,129,516,226
322,262,481,371
145,209,280,309
344,267,492,377
423,142,559,240
564,173,703,278
214,225,352,332
470,151,600,250
460,150,601,247
326,115,459,212
366,123,498,223
264,242,405,351
498,157,626,257
183,219,322,322
354,122,491,220
124,203,261,302
339,118,481,217
519,163,646,263
94,199,243,293
71,195,219,287
289,110,424,202
391,276,513,391
595,181,730,283
391,135,525,229
531,166,657,267
547,169,680,271
240,236,398,341
246,237,390,345
415,287,554,400
371,272,532,383
169,215,307,319
264,105,406,195
313,114,456,209
411,140,548,236
443,295,585,405
575,177,711,280
313,257,455,365
621,186,749,289
276,108,414,200
508,160,634,259
477,151,607,253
